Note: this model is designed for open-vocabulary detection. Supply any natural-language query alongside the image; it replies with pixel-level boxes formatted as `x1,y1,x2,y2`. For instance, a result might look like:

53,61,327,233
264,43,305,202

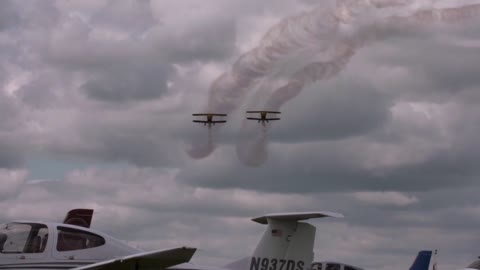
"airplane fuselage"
0,221,139,270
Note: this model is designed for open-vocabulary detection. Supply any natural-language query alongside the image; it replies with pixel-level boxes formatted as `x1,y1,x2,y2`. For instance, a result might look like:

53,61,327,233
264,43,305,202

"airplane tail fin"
237,212,343,270
409,250,433,270
63,208,94,228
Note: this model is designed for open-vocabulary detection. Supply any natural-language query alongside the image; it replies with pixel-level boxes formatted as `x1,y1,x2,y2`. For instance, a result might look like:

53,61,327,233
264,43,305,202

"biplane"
192,113,227,128
246,111,281,126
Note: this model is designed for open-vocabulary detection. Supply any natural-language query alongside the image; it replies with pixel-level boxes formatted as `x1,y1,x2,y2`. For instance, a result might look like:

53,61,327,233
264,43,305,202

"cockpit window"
467,260,480,270
56,226,105,252
0,223,49,254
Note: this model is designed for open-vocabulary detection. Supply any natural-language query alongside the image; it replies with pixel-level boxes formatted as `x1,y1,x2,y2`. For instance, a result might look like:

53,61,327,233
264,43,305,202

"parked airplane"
173,211,344,270
0,208,429,270
310,250,434,270
0,210,343,270
0,209,196,270
246,111,281,126
192,113,227,128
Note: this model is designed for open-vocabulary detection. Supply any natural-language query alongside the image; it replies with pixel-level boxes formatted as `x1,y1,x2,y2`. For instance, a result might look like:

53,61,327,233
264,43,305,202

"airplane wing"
246,111,281,114
211,120,227,123
192,113,227,116
265,118,280,121
193,120,208,123
71,247,196,270
247,117,262,120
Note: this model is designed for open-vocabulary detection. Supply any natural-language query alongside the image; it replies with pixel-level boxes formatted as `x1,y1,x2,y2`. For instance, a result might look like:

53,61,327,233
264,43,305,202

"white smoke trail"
188,0,480,164
186,128,215,159
238,2,480,166
236,124,269,167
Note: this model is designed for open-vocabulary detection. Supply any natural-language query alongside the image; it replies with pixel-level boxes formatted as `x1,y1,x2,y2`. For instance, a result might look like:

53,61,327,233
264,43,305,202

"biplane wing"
246,111,281,114
193,120,227,123
192,113,227,116
247,117,280,121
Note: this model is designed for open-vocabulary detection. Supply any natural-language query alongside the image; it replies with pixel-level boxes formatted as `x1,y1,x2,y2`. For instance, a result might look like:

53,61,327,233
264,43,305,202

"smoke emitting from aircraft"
188,0,480,166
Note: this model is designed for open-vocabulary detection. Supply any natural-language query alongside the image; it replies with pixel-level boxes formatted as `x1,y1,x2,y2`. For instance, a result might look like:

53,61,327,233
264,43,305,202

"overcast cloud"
0,1,480,270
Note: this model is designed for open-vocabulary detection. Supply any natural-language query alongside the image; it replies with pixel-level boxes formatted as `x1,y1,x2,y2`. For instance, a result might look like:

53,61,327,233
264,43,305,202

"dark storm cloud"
90,0,155,33
0,138,25,168
366,22,480,102
156,17,237,63
81,61,172,103
374,44,480,100
0,93,28,168
15,75,62,109
179,15,480,194
178,123,480,194
1,1,480,270
0,0,20,31
272,78,392,142
0,0,238,166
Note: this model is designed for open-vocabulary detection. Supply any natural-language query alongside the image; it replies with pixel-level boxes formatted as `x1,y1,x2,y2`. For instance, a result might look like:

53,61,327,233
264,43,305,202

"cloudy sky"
1,0,480,269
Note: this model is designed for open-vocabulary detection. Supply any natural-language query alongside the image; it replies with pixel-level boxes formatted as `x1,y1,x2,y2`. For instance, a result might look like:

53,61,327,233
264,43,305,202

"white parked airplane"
172,211,345,270
0,209,343,270
0,209,196,270
0,208,433,270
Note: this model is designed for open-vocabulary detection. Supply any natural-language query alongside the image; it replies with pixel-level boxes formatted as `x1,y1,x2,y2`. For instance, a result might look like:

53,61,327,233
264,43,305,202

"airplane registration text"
250,257,305,270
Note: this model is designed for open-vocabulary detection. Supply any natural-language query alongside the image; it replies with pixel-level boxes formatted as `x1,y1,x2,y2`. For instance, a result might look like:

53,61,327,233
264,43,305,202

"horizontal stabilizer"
252,211,344,224
71,246,196,270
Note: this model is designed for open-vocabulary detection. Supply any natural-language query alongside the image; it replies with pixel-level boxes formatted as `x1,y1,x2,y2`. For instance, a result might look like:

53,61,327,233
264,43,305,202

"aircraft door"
53,226,107,261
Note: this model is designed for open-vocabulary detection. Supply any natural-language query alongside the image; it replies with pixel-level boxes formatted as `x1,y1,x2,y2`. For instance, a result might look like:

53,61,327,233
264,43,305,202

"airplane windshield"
0,223,49,254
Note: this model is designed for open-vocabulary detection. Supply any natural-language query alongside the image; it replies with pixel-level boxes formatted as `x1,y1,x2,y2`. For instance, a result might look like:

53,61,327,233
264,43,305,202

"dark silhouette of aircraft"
192,113,227,128
246,111,281,126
